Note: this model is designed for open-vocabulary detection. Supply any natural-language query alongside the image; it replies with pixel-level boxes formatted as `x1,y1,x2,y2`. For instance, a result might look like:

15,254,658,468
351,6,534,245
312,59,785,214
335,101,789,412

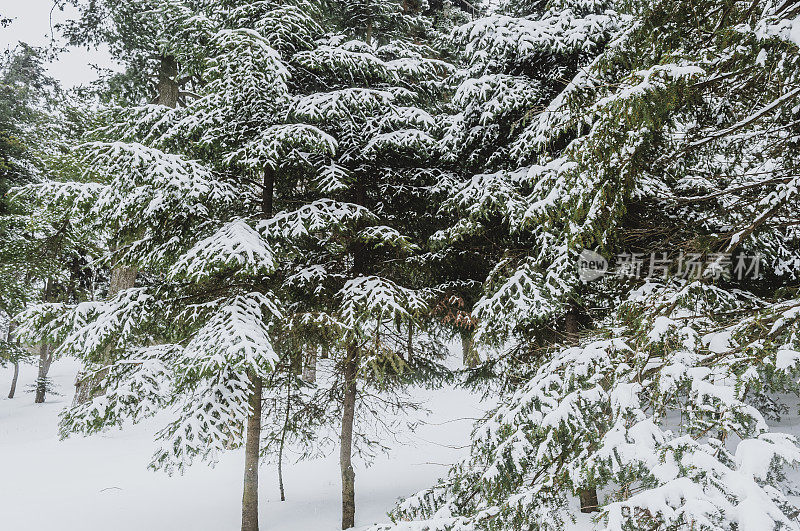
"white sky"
1,0,117,88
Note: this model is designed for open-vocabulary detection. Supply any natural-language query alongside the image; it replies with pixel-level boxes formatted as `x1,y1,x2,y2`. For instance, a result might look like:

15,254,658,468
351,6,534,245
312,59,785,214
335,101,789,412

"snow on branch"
169,219,277,282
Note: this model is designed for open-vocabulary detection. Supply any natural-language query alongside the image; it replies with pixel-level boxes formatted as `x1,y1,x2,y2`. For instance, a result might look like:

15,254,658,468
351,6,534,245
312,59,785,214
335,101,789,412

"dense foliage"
378,0,800,529
6,0,800,529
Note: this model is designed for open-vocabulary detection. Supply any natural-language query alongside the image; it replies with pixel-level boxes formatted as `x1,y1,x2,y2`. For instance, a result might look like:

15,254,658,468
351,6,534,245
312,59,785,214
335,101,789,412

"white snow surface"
0,356,490,530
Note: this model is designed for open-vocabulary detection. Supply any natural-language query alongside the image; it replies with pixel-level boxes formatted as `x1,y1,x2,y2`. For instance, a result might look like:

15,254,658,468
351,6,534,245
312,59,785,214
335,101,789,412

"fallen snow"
0,356,489,531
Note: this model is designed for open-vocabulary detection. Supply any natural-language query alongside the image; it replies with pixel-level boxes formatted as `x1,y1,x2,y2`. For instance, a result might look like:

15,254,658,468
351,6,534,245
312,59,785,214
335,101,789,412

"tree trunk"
302,348,317,383
8,359,19,399
461,329,477,368
155,55,179,107
7,321,18,399
565,307,580,344
242,164,274,530
241,370,262,531
340,343,358,529
365,20,373,46
278,372,291,502
71,266,135,405
34,343,53,404
35,282,54,404
407,324,413,361
579,486,599,514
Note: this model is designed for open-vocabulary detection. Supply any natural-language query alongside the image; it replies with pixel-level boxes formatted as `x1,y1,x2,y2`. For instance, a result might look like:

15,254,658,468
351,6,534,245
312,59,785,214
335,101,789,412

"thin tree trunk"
340,342,358,529
302,348,317,383
340,134,366,530
34,343,53,404
242,370,262,531
407,324,413,361
461,329,477,368
365,20,373,46
35,281,54,404
278,372,291,502
8,359,19,399
241,164,275,530
7,321,18,399
566,307,599,513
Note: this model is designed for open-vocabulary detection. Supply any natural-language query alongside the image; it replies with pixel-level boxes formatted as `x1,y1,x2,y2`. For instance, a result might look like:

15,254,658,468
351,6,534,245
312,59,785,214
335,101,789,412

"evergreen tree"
277,2,469,527
16,1,454,530
0,42,96,402
380,0,800,529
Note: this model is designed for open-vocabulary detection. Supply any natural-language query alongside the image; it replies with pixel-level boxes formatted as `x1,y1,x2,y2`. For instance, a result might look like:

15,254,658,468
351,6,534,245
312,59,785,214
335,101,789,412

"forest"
1,0,800,530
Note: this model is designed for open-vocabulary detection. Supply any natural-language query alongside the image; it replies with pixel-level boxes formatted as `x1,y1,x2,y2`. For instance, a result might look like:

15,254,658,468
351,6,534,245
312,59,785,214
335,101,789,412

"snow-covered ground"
0,357,489,531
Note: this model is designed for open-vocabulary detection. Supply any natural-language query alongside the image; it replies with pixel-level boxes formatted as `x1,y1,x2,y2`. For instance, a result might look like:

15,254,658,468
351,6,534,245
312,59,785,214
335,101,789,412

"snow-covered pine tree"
267,1,462,527
0,43,98,403
15,2,340,530
378,0,800,529
57,0,210,403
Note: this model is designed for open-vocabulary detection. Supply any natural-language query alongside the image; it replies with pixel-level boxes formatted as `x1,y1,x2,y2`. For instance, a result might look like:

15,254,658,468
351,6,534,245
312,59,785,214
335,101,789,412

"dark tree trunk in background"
8,359,19,399
242,370,262,531
567,306,600,513
278,372,291,502
340,342,358,529
302,348,317,383
579,486,599,514
74,55,179,405
407,324,413,361
461,329,477,368
7,322,18,399
35,281,55,404
34,343,53,404
565,306,580,344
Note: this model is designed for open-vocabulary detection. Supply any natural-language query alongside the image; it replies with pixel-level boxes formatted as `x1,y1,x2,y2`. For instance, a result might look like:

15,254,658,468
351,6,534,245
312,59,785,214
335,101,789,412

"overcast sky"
1,0,116,87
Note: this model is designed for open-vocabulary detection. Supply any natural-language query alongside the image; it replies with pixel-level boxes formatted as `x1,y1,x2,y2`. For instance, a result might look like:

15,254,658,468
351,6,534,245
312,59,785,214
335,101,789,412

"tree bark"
340,342,358,529
7,321,18,399
34,343,53,404
72,265,137,405
461,329,477,368
242,370,262,531
365,20,373,46
565,306,580,344
241,164,275,530
407,324,413,361
8,359,19,399
35,281,54,404
155,55,180,107
579,486,599,514
302,348,317,383
278,372,291,502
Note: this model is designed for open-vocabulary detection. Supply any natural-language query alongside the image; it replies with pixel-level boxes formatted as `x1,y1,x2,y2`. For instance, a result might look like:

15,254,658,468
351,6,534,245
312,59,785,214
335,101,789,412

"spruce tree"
16,1,454,530
17,2,333,530
380,0,800,529
278,2,464,527
0,43,96,402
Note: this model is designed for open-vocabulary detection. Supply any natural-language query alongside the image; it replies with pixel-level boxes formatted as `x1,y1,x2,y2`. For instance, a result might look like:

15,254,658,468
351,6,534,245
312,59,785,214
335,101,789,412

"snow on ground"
0,356,490,531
